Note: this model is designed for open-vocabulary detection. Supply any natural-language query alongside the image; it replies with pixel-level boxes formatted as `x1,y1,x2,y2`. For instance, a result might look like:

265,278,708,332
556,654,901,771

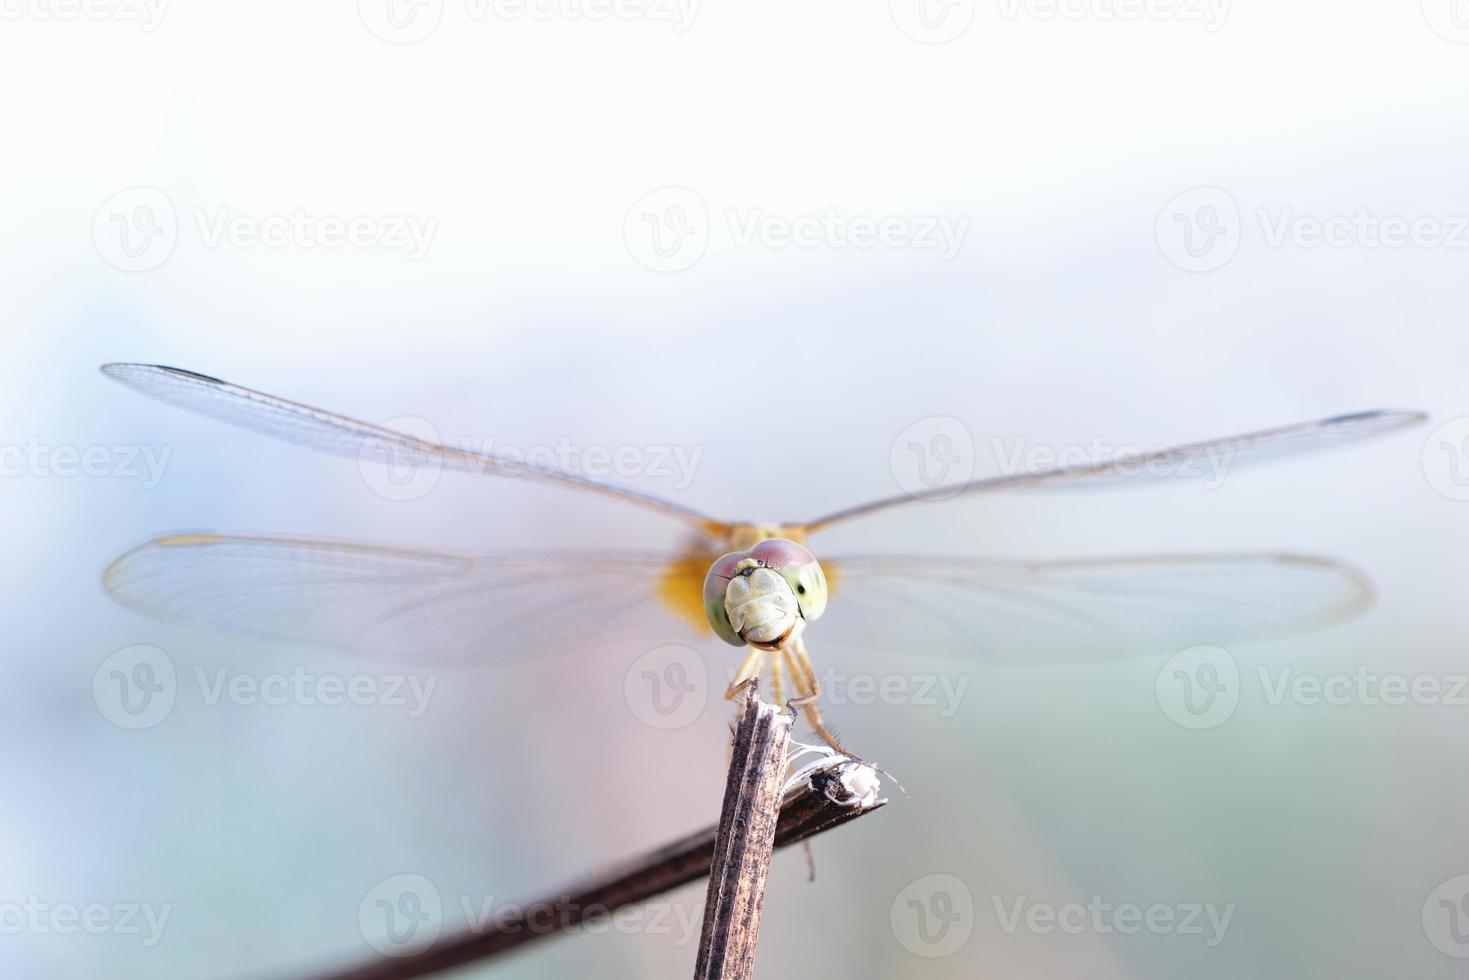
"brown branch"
692,689,791,979
308,694,886,980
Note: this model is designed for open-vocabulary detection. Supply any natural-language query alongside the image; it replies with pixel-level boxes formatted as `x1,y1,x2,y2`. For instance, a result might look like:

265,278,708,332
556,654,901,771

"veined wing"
101,363,727,536
103,533,709,665
818,552,1372,664
802,409,1425,532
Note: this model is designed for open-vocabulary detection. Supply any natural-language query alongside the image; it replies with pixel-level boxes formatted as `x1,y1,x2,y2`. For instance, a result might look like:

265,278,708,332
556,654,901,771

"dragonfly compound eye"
702,539,825,648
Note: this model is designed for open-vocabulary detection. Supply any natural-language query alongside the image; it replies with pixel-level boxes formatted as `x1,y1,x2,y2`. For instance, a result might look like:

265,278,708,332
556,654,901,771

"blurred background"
3,1,1468,977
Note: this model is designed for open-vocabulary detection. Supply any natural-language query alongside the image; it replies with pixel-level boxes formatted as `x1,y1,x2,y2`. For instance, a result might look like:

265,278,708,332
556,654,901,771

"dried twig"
309,692,886,980
692,689,791,979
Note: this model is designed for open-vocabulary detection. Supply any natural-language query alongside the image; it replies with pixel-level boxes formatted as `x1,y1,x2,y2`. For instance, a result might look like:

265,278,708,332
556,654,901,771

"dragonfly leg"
724,647,764,701
770,650,786,708
786,639,843,753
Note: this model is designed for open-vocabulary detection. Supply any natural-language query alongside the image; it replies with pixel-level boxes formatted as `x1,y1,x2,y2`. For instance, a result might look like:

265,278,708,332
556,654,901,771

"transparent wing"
103,533,708,665
802,409,1425,532
101,363,726,535
817,552,1372,664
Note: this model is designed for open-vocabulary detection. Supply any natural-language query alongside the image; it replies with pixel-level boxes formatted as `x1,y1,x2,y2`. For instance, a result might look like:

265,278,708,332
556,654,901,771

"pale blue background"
2,2,1467,977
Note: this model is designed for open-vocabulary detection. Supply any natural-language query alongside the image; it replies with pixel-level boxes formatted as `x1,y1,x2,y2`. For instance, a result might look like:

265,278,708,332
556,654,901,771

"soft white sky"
3,3,1468,978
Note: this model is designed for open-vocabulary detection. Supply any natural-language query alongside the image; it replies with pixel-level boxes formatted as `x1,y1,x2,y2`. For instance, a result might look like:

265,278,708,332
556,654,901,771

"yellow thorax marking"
654,524,820,636
725,523,808,551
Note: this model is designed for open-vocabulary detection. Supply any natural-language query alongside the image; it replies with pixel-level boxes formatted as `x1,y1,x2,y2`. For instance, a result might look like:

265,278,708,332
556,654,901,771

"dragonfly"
100,363,1425,750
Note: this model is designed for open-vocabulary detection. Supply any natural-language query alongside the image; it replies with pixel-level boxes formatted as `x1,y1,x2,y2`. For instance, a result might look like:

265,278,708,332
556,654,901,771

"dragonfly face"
703,538,829,650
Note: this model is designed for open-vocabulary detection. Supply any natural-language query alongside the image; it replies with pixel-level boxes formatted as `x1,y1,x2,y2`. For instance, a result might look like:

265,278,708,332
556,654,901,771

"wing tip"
101,363,227,385
1329,408,1428,431
102,531,224,589
1268,552,1377,627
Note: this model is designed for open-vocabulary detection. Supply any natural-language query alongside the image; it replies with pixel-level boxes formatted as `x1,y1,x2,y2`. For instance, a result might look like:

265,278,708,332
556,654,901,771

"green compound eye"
702,550,748,647
782,560,828,623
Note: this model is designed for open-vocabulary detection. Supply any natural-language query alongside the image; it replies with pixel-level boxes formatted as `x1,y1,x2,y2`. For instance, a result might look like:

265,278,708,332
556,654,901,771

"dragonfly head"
703,538,828,648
